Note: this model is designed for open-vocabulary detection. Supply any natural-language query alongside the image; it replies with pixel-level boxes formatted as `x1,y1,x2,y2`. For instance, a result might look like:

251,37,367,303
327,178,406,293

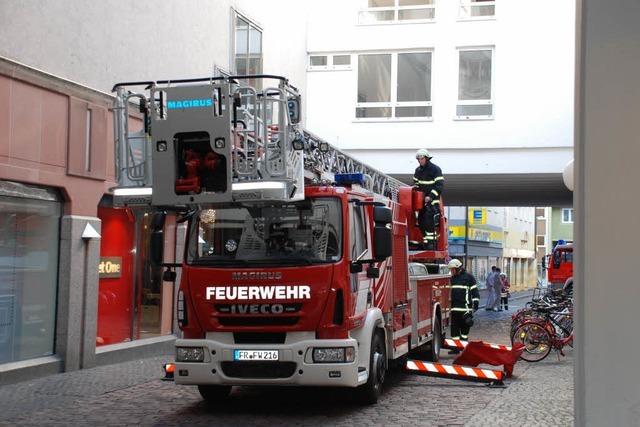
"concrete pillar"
576,1,640,424
55,216,101,371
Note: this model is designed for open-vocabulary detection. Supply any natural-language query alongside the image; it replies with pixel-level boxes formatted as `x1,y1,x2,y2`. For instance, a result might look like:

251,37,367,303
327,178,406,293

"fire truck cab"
111,75,451,404
546,242,573,293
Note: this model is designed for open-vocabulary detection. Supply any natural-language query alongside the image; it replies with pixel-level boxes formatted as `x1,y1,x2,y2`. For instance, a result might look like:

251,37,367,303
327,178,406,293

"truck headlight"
312,347,355,363
176,347,205,362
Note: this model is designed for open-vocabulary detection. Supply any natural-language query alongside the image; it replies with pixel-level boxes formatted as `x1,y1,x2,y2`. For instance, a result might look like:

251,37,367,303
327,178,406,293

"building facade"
303,0,575,190
447,205,535,290
0,1,308,384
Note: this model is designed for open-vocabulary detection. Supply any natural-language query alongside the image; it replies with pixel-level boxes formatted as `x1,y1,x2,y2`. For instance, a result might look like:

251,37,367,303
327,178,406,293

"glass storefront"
97,202,173,346
0,186,61,364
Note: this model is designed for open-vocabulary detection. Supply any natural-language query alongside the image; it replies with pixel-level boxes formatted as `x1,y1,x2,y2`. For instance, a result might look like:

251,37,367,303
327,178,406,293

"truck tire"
428,317,442,362
198,385,231,404
357,330,386,405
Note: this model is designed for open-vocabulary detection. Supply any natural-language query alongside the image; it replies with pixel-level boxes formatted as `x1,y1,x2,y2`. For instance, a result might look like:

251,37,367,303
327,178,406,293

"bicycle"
511,307,573,362
510,288,572,343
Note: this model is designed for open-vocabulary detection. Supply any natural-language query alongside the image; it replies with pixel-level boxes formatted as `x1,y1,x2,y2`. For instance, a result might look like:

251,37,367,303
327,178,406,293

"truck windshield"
187,197,342,266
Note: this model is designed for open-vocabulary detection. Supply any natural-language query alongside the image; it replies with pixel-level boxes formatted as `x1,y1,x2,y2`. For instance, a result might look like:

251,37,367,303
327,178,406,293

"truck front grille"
233,332,286,344
217,316,299,326
221,361,297,379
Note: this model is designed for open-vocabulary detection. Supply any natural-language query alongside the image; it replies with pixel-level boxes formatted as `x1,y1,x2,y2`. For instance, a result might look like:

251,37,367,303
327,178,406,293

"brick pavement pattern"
0,294,573,426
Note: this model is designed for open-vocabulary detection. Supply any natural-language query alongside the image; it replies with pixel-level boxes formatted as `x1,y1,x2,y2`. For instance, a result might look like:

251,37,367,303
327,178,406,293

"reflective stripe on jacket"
413,162,444,204
450,270,480,312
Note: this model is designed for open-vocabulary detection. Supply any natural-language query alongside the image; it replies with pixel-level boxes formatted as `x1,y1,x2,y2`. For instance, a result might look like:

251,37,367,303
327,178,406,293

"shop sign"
99,257,122,278
468,208,487,225
469,227,503,243
449,225,466,241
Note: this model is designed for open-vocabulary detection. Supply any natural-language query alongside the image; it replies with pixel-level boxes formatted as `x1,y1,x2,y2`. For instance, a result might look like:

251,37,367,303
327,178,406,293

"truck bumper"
173,332,365,387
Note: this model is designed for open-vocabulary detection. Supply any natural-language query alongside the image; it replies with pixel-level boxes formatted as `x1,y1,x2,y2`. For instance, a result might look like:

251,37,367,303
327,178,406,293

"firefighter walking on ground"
447,259,480,354
413,149,444,249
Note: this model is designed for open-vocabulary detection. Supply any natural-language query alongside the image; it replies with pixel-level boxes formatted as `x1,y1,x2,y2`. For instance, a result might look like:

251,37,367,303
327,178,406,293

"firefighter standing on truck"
413,149,444,249
447,259,480,354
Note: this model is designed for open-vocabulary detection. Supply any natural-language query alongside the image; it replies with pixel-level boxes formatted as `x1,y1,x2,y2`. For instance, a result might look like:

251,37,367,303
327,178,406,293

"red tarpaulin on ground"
454,341,524,377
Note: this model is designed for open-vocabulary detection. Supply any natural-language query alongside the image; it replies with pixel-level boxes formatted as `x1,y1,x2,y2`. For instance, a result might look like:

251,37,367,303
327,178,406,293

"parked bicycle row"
510,287,573,362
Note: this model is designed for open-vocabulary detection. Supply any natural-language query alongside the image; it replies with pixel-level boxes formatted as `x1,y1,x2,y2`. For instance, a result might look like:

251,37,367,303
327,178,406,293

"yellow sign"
468,208,487,225
448,225,503,243
449,225,466,240
468,227,503,243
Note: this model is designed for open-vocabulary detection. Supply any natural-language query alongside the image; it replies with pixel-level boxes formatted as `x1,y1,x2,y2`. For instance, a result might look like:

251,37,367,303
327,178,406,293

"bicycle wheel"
512,322,553,362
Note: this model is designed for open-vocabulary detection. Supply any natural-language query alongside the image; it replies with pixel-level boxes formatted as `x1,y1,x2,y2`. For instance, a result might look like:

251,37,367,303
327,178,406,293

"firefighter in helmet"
413,149,444,249
447,259,480,354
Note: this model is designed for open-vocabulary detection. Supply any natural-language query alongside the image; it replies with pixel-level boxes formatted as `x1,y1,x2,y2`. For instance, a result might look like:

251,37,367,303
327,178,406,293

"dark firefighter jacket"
450,270,480,313
413,162,444,204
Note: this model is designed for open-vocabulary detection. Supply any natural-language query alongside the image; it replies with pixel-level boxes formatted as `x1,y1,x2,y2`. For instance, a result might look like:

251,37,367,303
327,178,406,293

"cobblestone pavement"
0,294,573,426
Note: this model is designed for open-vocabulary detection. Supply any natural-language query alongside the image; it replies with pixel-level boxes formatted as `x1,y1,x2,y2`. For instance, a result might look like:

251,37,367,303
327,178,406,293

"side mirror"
367,267,380,278
373,206,392,224
373,225,392,261
373,206,392,262
350,262,363,274
162,269,177,282
287,97,301,124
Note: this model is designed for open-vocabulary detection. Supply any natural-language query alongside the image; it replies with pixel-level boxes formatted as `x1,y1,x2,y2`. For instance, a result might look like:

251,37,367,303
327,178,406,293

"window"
356,51,432,119
0,185,61,364
359,0,436,24
536,235,546,246
308,54,352,71
459,0,495,20
562,208,574,223
233,12,262,87
457,48,493,119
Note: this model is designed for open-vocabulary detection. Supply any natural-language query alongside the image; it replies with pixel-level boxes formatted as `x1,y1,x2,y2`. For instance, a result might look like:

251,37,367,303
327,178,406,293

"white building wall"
304,0,575,176
0,0,309,115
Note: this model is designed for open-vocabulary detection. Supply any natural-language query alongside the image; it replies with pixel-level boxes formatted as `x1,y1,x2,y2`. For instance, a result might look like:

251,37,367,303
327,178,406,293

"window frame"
231,9,263,77
308,54,353,71
455,46,495,121
561,208,574,224
355,50,434,122
458,0,496,21
358,0,436,25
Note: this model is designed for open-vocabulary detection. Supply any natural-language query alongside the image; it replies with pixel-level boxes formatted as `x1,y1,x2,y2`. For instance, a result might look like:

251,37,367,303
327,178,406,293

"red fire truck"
111,75,451,404
546,242,573,293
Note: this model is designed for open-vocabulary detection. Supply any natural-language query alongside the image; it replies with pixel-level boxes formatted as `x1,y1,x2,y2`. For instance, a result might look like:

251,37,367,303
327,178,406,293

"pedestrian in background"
485,266,497,311
500,272,511,311
492,268,503,311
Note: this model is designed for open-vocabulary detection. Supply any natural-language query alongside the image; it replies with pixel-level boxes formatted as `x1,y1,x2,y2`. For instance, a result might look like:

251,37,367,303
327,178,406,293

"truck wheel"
357,330,386,405
197,385,231,404
428,317,442,362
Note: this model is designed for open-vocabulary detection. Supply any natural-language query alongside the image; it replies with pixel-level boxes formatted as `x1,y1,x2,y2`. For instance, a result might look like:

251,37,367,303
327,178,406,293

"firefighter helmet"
415,148,432,159
448,259,463,269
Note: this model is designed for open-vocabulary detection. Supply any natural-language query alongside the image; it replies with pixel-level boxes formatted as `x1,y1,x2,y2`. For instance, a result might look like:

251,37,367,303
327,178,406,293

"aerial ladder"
110,76,518,402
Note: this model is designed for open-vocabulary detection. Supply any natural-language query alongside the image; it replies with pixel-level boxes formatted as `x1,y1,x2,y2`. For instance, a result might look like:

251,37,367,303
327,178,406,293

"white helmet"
415,148,432,159
448,259,462,269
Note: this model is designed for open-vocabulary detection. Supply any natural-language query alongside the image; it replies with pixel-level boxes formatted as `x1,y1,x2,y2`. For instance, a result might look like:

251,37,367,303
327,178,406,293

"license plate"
233,350,279,361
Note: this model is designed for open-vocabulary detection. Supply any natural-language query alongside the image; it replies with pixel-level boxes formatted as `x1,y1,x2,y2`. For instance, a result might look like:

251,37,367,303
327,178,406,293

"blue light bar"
335,173,365,186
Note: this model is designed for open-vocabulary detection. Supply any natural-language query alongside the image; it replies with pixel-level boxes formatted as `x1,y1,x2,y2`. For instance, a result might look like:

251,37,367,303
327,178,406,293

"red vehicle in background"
546,241,573,294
